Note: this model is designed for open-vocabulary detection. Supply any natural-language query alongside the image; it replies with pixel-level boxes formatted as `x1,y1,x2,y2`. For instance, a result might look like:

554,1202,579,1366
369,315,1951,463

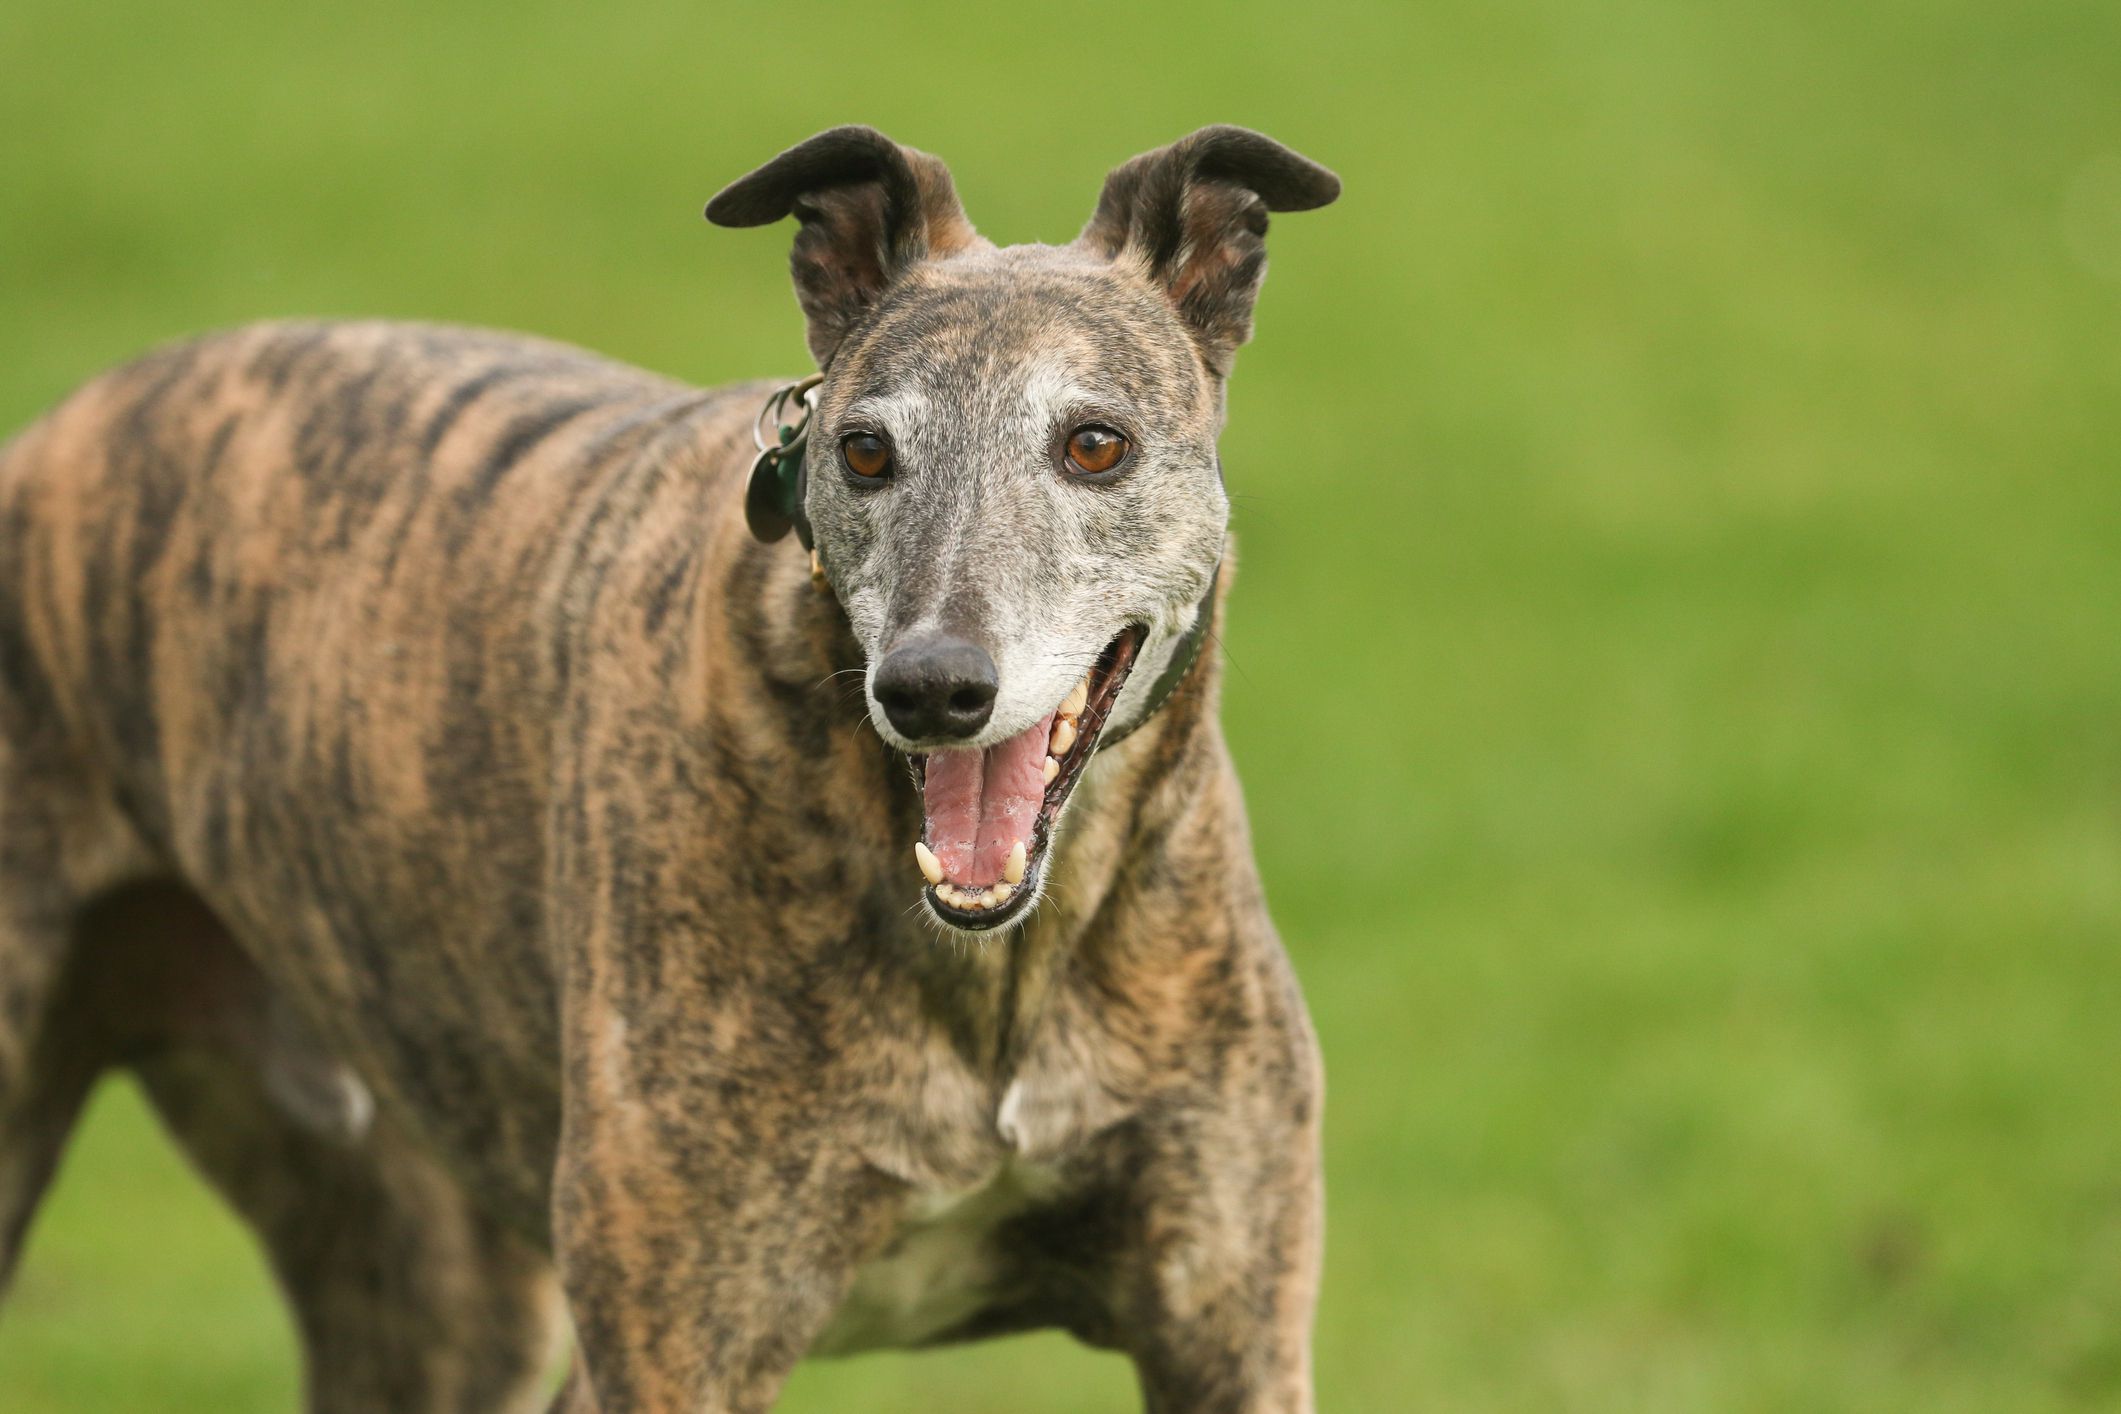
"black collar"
1096,563,1217,750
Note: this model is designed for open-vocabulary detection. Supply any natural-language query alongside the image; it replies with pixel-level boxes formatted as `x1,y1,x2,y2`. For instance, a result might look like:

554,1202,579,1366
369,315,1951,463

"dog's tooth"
1003,841,1027,885
1060,677,1089,720
914,841,943,886
1050,718,1078,756
1043,755,1060,785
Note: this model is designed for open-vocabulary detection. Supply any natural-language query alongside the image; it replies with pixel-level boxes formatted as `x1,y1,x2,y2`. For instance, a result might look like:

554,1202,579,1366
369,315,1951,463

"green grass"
4,0,2120,1408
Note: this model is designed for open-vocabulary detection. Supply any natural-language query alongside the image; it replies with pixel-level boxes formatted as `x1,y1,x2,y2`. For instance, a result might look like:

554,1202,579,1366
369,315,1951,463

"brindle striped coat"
0,127,1337,1412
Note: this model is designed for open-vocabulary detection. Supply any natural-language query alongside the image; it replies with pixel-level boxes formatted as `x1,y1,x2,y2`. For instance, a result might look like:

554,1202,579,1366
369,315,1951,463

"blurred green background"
4,0,2119,1409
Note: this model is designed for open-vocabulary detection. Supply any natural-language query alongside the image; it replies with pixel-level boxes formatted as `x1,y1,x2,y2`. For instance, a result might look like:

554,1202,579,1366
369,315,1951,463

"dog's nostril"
948,687,991,713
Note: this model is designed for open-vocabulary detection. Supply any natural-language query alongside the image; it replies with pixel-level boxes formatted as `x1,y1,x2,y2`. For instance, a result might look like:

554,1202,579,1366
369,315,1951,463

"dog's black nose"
874,635,998,741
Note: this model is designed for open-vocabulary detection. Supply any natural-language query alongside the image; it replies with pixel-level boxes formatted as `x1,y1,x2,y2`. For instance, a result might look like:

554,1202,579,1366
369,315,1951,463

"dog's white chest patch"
811,1155,1064,1356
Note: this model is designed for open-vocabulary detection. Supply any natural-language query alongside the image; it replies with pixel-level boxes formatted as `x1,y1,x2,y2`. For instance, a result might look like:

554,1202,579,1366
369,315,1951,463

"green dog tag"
745,425,812,547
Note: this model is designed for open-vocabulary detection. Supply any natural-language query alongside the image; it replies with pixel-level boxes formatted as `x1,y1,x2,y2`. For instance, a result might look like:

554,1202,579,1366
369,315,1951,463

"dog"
0,125,1339,1412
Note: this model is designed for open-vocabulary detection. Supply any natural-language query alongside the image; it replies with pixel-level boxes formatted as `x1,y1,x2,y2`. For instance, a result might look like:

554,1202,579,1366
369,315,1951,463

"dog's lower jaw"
926,870,1046,936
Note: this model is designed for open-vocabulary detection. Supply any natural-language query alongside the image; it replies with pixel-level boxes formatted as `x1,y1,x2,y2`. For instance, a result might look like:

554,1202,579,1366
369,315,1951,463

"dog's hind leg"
136,1045,565,1414
0,754,115,1294
0,886,102,1296
139,1053,561,1412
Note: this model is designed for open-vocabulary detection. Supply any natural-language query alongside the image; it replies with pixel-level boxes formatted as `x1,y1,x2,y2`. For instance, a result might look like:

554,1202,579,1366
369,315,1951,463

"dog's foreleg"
550,1117,897,1414
549,982,899,1414
1115,987,1325,1414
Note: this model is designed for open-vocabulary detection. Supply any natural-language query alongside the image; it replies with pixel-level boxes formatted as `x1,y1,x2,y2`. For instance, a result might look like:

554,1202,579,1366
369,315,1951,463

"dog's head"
708,126,1338,932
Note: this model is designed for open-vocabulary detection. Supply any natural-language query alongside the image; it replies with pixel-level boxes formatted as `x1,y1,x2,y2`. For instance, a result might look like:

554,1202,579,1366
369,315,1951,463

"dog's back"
2,319,726,887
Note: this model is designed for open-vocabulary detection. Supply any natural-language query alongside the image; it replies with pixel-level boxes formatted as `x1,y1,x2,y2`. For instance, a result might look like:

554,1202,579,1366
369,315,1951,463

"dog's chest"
817,1044,1130,1356
811,1152,1065,1355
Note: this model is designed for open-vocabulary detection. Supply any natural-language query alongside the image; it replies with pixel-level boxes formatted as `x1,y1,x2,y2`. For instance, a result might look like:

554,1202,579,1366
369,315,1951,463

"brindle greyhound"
0,125,1339,1411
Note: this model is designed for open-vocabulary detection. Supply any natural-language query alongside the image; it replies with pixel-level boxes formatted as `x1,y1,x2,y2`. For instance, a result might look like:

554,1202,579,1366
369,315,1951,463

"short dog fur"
0,126,1338,1412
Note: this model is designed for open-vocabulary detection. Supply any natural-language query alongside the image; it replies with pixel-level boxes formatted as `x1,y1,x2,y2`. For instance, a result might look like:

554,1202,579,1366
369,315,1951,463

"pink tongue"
921,711,1055,886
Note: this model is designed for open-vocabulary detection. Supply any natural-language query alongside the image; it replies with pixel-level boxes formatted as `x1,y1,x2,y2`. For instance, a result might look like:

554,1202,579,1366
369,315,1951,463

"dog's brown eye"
1064,426,1129,476
842,433,892,478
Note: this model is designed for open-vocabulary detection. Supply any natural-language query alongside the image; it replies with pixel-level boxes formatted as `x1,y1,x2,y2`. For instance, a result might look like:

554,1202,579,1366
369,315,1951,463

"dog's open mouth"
910,626,1145,930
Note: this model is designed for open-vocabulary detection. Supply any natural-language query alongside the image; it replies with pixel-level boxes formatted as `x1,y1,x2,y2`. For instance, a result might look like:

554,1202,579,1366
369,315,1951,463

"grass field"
4,0,2119,1408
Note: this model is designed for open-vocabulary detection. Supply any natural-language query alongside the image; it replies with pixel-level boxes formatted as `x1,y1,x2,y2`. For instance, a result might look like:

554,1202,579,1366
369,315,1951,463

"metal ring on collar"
752,373,824,455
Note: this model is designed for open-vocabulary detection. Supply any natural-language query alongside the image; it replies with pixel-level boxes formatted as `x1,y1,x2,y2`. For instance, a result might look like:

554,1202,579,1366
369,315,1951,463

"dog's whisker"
1202,628,1254,691
811,665,870,693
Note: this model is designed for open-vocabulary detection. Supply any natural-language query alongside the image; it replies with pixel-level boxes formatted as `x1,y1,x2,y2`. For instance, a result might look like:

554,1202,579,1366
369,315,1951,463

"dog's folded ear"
1078,127,1340,377
708,127,985,366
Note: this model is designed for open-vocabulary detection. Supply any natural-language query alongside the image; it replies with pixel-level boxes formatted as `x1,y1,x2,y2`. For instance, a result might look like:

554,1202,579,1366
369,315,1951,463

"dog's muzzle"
910,625,1144,930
